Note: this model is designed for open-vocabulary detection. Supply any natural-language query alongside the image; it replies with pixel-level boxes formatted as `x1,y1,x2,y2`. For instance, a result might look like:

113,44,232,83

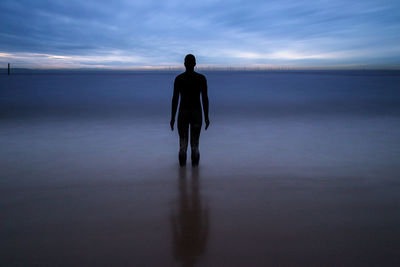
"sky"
0,0,399,69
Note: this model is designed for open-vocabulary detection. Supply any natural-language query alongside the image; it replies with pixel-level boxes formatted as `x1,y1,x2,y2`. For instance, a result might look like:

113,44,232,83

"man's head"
184,54,196,71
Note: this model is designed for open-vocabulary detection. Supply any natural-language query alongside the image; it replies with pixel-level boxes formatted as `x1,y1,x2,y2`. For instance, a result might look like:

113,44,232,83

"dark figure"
171,54,210,166
171,167,209,267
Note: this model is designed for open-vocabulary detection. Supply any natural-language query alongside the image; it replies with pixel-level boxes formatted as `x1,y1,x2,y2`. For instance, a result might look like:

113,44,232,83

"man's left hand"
205,119,210,130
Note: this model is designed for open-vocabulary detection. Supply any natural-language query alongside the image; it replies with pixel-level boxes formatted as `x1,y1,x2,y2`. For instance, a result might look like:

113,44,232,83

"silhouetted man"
171,54,210,166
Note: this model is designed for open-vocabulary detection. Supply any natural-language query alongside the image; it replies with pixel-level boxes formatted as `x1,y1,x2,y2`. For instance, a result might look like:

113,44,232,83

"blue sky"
0,0,399,68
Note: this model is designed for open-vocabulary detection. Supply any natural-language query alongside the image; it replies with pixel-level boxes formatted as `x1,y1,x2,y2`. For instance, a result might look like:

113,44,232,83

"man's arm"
201,76,210,130
170,78,179,131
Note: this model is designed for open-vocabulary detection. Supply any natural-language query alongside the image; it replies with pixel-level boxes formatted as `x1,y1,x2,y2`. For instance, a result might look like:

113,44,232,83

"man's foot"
191,150,200,166
179,151,187,166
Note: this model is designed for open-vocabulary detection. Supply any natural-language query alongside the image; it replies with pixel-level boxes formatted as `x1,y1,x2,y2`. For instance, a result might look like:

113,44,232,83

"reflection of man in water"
171,167,209,267
170,54,210,166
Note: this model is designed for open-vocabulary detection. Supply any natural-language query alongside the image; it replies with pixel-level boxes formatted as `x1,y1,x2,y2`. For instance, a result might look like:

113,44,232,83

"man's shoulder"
174,72,187,83
194,71,207,81
175,72,184,79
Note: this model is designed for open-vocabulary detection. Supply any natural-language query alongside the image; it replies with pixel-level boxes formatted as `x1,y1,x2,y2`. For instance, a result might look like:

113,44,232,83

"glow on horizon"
1,51,399,70
0,0,399,69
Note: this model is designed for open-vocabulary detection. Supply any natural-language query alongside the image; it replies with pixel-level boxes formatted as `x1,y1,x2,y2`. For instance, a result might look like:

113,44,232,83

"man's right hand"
170,119,175,131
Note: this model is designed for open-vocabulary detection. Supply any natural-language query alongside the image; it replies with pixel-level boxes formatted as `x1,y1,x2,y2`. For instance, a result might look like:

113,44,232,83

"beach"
1,70,400,266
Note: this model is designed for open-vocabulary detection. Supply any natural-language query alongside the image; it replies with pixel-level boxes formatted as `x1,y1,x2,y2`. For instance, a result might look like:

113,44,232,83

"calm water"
1,70,400,266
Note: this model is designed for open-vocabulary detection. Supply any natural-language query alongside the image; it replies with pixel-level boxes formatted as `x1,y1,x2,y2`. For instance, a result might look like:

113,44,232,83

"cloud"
0,0,399,68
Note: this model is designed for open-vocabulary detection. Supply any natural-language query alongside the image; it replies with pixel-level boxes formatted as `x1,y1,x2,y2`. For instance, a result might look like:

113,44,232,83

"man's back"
174,71,207,112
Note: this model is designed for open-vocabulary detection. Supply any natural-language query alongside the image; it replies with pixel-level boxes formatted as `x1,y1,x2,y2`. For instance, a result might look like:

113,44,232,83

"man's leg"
190,122,201,166
177,117,189,166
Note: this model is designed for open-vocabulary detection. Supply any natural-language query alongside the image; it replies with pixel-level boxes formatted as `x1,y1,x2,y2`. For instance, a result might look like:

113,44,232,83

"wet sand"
1,117,399,266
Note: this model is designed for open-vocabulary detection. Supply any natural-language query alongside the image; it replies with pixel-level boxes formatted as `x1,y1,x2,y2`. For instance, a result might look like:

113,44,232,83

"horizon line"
2,64,400,72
